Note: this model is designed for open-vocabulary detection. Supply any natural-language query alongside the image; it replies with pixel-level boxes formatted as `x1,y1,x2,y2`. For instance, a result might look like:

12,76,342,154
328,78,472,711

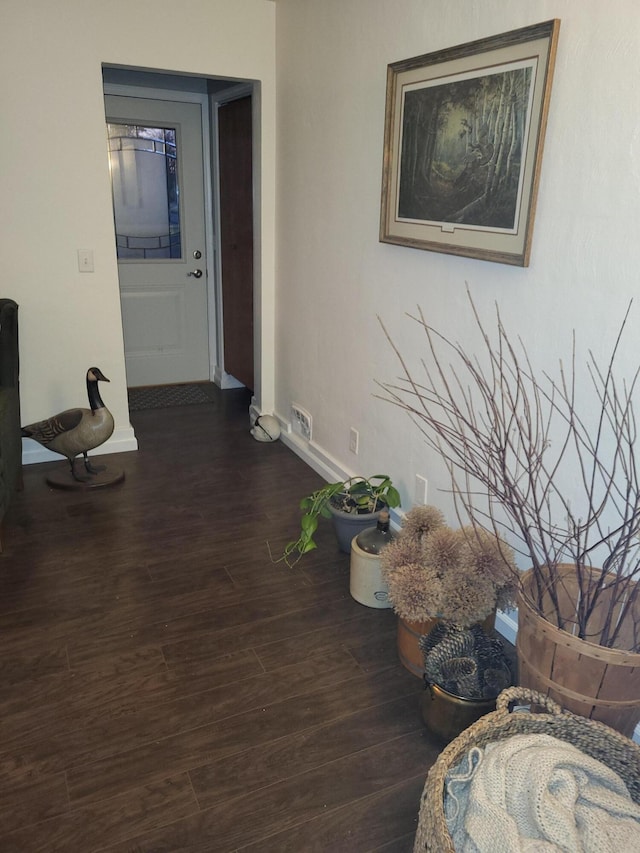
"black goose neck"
87,377,105,411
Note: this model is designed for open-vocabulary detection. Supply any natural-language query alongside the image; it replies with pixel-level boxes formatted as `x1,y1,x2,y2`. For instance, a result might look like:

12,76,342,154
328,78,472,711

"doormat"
128,382,218,411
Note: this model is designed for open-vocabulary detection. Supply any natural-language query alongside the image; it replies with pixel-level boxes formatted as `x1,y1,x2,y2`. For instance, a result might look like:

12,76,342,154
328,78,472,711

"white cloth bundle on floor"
444,733,640,852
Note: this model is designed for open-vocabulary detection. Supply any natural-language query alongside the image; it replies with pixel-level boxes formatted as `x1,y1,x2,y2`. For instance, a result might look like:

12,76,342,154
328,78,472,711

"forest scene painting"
397,65,533,230
380,21,560,264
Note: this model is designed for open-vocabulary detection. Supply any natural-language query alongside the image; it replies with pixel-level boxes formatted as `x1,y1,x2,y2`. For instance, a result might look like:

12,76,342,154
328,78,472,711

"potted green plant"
278,475,401,567
378,293,640,736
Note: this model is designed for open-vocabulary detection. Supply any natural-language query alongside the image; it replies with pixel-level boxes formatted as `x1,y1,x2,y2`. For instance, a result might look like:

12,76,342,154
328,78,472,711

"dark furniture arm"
0,298,22,551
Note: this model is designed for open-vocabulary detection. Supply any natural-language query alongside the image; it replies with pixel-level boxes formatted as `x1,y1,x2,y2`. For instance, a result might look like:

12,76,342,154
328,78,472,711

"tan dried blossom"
385,562,443,623
381,505,517,624
459,527,518,611
438,564,497,627
400,504,445,542
461,526,517,585
380,535,423,578
423,526,466,575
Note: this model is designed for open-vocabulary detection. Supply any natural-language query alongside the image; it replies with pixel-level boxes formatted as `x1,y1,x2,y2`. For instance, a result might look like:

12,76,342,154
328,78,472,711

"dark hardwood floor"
0,388,443,852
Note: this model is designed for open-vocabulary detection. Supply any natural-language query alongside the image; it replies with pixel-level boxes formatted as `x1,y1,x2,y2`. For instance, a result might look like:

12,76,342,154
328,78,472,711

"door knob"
187,269,203,278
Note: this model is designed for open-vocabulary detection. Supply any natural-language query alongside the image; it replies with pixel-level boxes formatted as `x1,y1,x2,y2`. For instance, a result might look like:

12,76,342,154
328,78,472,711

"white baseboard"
279,428,350,482
21,424,138,465
213,366,245,390
495,609,518,646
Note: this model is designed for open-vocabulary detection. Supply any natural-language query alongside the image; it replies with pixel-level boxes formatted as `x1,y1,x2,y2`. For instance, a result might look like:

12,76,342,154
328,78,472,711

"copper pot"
420,682,497,743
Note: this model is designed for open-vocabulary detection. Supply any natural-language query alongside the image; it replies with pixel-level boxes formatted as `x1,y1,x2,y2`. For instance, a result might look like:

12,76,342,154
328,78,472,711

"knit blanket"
444,733,640,852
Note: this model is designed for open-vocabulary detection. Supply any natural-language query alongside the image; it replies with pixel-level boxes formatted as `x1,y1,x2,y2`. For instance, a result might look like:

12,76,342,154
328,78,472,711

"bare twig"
376,292,640,650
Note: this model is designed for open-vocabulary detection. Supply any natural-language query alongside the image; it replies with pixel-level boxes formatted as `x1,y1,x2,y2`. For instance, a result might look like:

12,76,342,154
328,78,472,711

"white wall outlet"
349,427,359,454
291,403,312,441
415,474,428,505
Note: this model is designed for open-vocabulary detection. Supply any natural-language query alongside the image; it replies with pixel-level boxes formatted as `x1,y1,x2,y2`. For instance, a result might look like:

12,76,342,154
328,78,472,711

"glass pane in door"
107,123,181,259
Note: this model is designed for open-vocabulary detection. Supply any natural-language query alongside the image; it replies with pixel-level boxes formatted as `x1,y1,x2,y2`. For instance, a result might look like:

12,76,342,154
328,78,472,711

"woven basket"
413,686,640,853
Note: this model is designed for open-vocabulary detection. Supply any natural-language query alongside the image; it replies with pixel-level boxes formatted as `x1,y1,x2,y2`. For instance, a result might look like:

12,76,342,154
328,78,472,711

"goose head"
86,367,111,412
87,367,110,383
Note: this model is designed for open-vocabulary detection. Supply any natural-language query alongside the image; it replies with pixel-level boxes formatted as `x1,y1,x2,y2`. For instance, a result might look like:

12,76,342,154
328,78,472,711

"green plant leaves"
384,485,401,508
300,514,318,535
274,473,401,567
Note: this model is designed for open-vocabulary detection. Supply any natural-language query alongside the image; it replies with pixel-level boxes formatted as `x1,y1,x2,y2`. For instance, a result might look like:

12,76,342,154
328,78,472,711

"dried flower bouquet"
381,505,517,627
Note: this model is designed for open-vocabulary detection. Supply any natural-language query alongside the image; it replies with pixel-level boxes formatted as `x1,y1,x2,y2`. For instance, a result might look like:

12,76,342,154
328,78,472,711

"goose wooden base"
45,465,125,490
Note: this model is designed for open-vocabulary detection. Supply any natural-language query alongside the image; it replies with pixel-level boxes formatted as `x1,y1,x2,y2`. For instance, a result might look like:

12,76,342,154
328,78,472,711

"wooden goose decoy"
21,367,115,482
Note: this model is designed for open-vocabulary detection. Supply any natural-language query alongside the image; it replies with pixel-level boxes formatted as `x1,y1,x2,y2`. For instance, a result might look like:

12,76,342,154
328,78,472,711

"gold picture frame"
380,20,560,266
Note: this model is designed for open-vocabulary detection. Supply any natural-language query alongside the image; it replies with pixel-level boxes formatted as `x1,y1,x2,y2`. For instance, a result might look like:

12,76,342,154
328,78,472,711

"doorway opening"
102,65,257,397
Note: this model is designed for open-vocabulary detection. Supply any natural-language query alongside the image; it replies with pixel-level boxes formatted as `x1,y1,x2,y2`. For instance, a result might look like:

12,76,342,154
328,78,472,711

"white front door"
105,95,209,388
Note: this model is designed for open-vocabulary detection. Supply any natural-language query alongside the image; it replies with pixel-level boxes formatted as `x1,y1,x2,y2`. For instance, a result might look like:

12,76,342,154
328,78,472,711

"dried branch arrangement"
377,293,640,651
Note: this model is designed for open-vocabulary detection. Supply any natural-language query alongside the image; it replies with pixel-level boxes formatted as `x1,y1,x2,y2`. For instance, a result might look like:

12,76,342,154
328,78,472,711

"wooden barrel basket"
517,566,640,738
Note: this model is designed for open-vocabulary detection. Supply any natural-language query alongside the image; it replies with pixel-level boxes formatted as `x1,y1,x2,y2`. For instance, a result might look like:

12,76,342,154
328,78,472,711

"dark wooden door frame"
217,93,255,392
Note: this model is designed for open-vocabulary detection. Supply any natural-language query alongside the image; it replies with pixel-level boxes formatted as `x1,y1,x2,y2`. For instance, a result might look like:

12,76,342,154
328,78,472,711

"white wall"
1,0,276,459
274,0,640,526
5,0,640,507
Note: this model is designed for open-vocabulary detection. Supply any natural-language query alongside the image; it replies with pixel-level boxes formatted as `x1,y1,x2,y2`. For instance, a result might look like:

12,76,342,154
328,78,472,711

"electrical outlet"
349,427,359,454
415,474,428,505
291,403,312,441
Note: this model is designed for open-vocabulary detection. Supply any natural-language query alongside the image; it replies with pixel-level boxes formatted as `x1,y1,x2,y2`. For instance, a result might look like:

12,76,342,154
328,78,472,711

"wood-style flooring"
0,388,443,852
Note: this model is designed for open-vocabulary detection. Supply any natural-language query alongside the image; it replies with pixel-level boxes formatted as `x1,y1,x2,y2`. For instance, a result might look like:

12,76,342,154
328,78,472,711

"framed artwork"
380,20,560,266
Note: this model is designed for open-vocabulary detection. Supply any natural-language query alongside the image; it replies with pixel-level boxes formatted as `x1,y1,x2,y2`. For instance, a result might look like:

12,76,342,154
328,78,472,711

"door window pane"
107,123,181,259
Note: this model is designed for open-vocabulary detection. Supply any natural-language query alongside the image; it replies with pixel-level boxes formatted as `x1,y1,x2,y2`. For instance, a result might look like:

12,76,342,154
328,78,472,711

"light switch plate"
77,250,94,272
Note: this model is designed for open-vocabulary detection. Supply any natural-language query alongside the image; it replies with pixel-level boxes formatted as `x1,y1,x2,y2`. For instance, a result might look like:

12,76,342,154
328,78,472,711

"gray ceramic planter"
328,502,385,553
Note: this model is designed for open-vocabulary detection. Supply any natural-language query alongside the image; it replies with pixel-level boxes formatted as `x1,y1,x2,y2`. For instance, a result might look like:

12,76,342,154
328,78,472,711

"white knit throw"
444,733,640,852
